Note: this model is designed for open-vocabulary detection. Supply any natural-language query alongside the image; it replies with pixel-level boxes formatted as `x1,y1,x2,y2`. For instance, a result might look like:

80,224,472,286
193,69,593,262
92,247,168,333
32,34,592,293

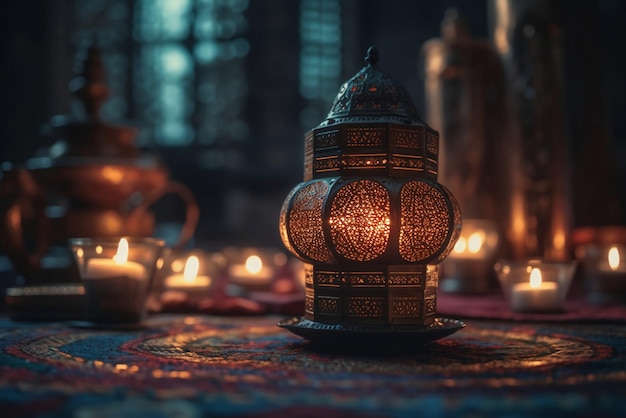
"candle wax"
85,258,146,280
165,274,211,288
511,281,560,312
228,265,273,284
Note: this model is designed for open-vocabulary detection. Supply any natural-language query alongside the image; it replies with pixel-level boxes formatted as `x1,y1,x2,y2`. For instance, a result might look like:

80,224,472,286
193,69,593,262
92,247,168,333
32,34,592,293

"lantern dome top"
325,46,420,121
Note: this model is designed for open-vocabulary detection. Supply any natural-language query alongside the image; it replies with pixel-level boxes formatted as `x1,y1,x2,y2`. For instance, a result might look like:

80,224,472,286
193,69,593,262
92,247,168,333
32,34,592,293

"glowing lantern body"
279,48,461,326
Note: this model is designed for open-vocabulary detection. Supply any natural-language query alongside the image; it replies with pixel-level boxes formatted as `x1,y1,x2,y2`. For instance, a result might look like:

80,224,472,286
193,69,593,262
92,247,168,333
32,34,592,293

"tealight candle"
83,238,146,280
451,231,487,259
495,259,575,314
70,237,164,324
599,246,626,273
165,255,211,289
228,254,273,285
585,245,626,304
511,268,560,312
442,219,499,293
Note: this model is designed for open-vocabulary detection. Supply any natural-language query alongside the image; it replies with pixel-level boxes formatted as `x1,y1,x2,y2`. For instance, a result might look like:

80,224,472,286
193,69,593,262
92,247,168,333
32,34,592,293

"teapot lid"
28,45,156,168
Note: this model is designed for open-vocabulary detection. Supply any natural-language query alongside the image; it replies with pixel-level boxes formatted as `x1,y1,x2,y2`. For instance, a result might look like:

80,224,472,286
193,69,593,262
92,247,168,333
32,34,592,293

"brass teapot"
0,47,198,281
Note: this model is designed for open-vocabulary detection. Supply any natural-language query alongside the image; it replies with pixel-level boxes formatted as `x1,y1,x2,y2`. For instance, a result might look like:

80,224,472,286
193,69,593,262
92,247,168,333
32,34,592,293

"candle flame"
608,247,620,271
113,238,129,265
245,255,263,274
453,237,467,254
467,231,485,254
183,256,200,283
529,268,542,289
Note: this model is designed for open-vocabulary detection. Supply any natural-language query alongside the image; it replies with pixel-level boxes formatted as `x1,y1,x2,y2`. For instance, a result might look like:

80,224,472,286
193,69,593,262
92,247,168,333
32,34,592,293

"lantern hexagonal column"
279,47,461,327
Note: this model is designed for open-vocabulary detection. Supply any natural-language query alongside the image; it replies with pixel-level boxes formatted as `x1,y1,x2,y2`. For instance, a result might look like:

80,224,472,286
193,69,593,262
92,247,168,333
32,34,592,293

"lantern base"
277,316,464,350
304,264,439,326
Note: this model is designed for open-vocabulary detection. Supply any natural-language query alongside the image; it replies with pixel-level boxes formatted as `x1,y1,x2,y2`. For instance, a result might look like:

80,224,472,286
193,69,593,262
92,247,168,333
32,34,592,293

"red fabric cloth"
437,291,626,323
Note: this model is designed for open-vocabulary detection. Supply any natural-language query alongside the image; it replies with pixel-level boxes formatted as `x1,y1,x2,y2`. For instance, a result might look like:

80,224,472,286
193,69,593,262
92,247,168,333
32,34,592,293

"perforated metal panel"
329,180,391,262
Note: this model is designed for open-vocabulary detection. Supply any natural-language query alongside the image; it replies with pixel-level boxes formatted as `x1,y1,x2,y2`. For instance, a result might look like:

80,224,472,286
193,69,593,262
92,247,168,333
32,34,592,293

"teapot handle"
139,181,199,250
0,168,50,279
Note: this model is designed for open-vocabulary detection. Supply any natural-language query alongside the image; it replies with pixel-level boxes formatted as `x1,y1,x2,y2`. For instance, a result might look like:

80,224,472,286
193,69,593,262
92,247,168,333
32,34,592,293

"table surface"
1,313,625,418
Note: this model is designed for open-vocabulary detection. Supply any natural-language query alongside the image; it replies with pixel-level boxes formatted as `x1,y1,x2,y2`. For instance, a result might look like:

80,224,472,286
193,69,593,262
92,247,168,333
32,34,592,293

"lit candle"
228,254,273,284
598,246,626,273
84,238,146,280
442,220,500,293
80,238,149,323
165,255,211,288
451,230,487,259
511,268,560,312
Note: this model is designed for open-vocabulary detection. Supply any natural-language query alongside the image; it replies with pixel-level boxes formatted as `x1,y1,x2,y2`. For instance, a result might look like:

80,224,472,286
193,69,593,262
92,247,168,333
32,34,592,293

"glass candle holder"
221,247,280,289
217,246,305,297
70,237,164,323
441,219,499,293
494,259,576,313
576,243,626,304
157,249,218,296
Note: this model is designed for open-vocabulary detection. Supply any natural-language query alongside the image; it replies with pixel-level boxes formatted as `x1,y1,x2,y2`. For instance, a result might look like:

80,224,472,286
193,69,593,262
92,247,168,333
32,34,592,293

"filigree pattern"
426,158,438,176
426,134,439,155
425,297,437,315
389,155,425,171
435,185,462,262
318,297,340,315
287,181,331,262
391,297,422,317
329,180,391,261
328,65,419,119
392,128,422,149
314,156,341,173
399,181,451,262
346,127,385,147
426,266,439,288
347,296,385,318
316,271,341,286
347,272,386,287
341,154,388,170
279,187,299,257
389,273,424,286
315,129,340,149
304,132,314,180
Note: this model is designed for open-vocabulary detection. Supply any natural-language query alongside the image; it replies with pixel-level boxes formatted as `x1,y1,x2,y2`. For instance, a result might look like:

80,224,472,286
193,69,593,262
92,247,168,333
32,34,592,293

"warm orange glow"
101,166,124,184
608,247,620,271
453,237,467,253
494,0,511,54
113,238,129,264
553,231,566,252
467,231,485,254
245,255,263,274
183,256,200,283
529,268,542,289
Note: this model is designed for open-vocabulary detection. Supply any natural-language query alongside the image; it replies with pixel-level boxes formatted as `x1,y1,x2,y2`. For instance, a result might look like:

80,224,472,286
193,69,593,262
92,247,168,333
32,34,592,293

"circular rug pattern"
1,315,625,418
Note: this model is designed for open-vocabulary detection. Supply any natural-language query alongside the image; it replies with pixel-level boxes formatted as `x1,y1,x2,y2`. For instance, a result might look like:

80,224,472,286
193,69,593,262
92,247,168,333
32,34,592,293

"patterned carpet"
1,314,625,418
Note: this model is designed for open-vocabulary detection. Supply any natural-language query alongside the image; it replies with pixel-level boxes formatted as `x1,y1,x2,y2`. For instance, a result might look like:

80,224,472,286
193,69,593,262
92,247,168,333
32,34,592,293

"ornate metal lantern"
279,48,461,327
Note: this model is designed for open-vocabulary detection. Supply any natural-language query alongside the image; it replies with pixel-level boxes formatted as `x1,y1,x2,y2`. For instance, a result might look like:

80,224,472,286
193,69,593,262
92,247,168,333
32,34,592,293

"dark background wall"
1,0,624,249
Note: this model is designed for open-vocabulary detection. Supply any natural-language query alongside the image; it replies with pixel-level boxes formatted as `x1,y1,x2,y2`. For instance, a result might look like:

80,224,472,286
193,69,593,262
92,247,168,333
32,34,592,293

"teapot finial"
69,45,109,120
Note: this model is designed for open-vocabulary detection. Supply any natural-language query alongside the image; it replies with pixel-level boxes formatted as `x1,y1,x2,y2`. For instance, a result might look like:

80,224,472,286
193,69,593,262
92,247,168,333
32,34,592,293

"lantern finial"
365,46,379,67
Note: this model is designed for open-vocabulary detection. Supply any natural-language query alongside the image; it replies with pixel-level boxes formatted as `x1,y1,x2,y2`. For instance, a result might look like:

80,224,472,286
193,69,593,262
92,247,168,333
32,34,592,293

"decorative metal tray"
277,316,465,350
